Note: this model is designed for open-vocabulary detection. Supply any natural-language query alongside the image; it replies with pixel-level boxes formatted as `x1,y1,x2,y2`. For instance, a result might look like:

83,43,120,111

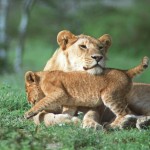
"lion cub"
24,57,149,129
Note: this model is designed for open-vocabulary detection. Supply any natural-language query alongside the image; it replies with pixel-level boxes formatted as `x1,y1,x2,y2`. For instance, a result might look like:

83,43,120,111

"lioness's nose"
91,55,103,62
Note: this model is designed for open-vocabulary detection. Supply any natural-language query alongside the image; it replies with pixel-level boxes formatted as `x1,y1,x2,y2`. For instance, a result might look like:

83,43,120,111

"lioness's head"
54,30,111,74
25,71,44,105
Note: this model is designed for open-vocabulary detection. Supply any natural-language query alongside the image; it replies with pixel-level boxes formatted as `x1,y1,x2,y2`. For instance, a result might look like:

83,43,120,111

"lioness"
41,30,112,129
28,30,150,129
44,30,150,129
24,56,149,129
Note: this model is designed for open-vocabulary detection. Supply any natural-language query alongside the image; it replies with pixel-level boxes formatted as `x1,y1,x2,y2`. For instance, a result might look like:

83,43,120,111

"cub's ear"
57,30,78,50
98,34,112,52
25,71,37,83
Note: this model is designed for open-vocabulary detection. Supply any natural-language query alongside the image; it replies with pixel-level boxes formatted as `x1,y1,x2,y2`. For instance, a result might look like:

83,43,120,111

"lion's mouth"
83,64,104,70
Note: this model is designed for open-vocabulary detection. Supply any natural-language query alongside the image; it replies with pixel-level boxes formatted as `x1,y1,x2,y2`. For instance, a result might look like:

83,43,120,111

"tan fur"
128,83,150,115
24,57,148,129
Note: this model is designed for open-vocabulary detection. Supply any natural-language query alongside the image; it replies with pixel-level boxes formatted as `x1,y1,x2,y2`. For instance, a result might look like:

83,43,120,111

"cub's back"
41,69,131,99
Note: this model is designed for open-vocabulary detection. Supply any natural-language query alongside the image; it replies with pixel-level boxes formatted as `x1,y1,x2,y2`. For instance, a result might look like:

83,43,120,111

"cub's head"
25,71,44,105
57,30,111,74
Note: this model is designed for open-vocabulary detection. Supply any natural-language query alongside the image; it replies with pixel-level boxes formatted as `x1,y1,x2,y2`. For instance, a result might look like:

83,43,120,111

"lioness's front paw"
82,119,103,130
71,117,81,125
136,116,150,130
33,111,47,125
24,111,36,119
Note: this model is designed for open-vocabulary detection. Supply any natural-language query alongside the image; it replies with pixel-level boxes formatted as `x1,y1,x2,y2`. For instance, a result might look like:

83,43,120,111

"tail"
126,56,149,78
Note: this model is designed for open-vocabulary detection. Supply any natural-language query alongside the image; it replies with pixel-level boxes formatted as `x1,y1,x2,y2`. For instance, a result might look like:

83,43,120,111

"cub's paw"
82,119,103,130
136,116,150,130
120,115,137,129
106,115,137,130
24,111,37,119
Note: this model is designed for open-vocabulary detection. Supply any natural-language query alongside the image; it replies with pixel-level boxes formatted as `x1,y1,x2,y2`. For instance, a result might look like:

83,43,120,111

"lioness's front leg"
82,106,103,130
43,106,80,126
32,110,81,126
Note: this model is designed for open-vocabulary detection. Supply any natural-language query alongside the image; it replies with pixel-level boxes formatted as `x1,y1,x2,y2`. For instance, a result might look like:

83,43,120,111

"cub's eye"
99,46,104,50
79,45,87,49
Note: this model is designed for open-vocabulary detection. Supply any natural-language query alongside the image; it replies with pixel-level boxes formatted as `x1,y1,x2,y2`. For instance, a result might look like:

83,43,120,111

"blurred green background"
0,1,150,149
0,0,150,87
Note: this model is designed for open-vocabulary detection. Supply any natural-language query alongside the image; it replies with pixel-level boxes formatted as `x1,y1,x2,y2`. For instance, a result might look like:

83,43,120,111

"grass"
0,83,150,150
0,39,150,150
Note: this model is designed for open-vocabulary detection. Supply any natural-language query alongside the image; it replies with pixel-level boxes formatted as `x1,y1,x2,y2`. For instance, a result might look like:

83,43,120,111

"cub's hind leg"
101,93,137,129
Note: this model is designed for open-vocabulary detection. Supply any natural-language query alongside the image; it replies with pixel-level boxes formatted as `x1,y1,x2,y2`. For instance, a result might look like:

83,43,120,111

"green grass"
0,83,150,150
0,39,150,150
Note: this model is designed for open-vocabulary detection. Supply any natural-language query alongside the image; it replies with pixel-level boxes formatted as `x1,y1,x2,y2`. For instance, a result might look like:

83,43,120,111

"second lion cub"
24,57,149,129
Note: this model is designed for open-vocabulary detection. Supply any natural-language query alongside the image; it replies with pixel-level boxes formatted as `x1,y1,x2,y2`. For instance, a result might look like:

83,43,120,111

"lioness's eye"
99,46,103,50
80,45,87,49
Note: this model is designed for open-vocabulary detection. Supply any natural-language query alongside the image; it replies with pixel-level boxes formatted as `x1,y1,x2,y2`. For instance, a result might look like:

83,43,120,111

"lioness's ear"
98,34,112,52
57,30,78,50
25,71,37,83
